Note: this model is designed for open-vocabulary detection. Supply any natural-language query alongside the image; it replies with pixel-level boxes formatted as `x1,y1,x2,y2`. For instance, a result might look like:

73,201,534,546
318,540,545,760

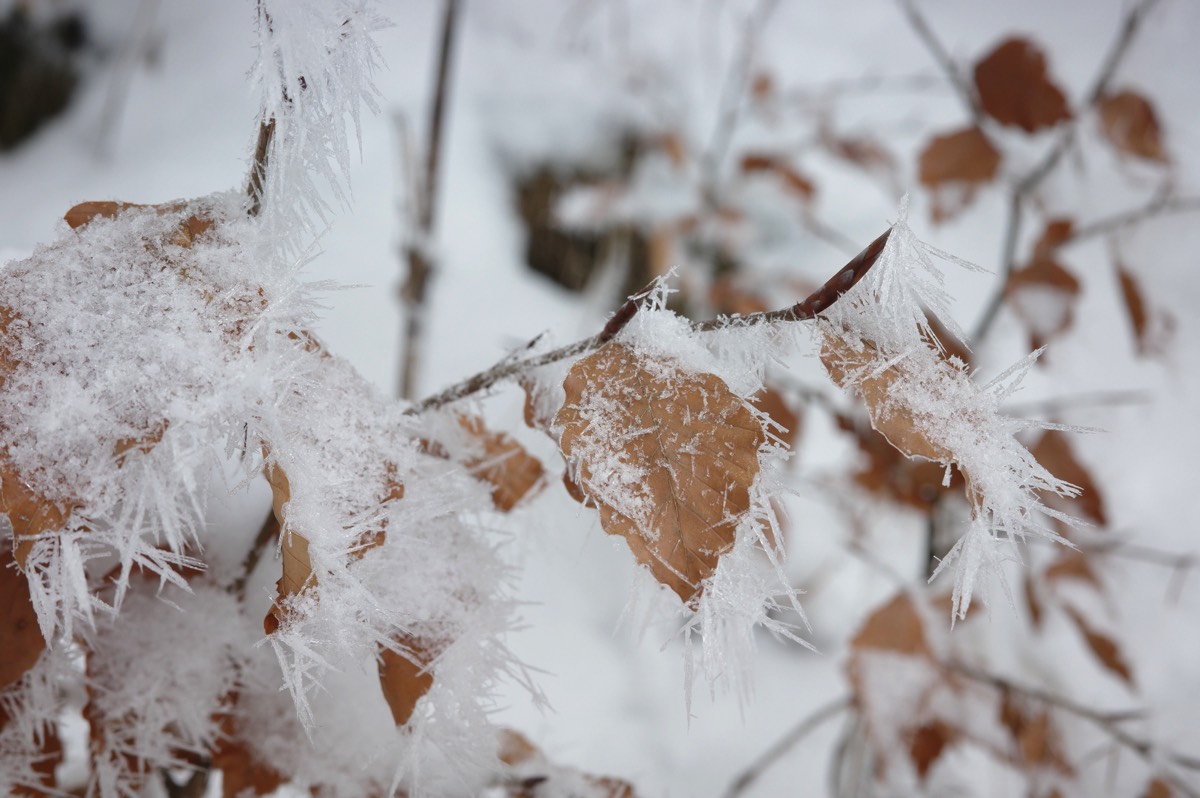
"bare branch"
410,228,892,413
245,117,276,218
722,696,852,798
1069,195,1200,245
232,510,280,601
895,0,982,123
398,0,462,399
949,661,1200,796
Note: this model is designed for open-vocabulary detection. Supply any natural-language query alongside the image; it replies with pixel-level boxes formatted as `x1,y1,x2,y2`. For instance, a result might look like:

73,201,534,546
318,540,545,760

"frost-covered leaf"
819,220,1079,619
1098,91,1167,162
973,37,1071,133
1006,248,1080,353
210,699,288,798
917,126,1001,222
0,549,43,692
751,387,800,448
555,343,765,604
495,727,640,797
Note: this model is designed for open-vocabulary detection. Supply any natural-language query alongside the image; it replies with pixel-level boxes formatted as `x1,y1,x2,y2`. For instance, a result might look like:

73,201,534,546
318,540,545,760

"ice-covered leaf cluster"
818,212,1080,619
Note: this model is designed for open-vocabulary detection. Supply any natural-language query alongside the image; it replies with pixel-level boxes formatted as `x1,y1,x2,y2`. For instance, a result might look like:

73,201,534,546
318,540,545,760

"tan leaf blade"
457,415,545,512
378,637,435,727
1031,431,1105,526
1098,91,1168,162
0,549,44,693
554,343,765,603
917,126,1001,222
1064,605,1134,685
973,37,1071,133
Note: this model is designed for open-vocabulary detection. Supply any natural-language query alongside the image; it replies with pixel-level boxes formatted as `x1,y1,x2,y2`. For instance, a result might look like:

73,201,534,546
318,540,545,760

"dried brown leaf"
973,38,1071,133
752,387,801,448
555,343,765,603
1031,431,1105,526
918,127,1001,188
1141,777,1172,798
917,126,1001,222
64,200,213,248
850,592,931,659
740,153,816,201
379,639,435,727
999,694,1074,774
1024,573,1044,629
1006,255,1081,352
0,548,44,692
457,416,545,512
1098,91,1167,162
909,721,957,781
822,335,954,464
1064,605,1133,685
211,699,287,798
1044,550,1100,589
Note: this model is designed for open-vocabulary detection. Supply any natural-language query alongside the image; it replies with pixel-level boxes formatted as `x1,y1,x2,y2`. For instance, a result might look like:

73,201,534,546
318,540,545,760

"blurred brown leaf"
1098,91,1167,162
917,127,1001,222
909,721,957,781
973,38,1071,133
1064,605,1133,685
457,416,545,512
1031,430,1105,527
740,153,817,202
0,548,43,693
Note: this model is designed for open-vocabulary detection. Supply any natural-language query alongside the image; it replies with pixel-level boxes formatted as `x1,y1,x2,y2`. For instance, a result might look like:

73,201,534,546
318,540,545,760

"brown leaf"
1024,573,1044,629
1141,777,1172,798
918,127,1002,188
1032,218,1075,260
710,274,771,317
456,416,545,512
1044,551,1100,589
1064,605,1133,685
379,639,435,727
0,549,44,692
64,200,213,248
850,592,931,659
1098,91,1167,162
740,153,816,201
998,694,1073,774
917,127,1001,222
1005,254,1081,352
751,387,801,448
555,343,765,603
498,729,539,766
210,700,287,798
1116,264,1170,356
1031,431,1105,526
909,721,957,780
822,335,955,464
973,38,1071,133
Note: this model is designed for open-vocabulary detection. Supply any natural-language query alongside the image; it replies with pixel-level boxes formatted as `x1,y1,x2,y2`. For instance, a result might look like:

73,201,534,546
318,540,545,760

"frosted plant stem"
398,0,461,400
722,696,852,798
410,228,891,413
948,661,1200,797
246,117,275,218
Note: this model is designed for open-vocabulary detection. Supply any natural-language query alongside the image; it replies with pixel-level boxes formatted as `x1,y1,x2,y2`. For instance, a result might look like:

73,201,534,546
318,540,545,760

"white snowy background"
2,0,1199,796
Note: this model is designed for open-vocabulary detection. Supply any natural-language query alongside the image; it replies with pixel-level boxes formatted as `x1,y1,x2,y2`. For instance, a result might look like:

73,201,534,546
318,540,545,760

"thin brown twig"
233,510,280,600
1069,195,1200,245
409,228,891,414
948,661,1200,796
702,0,782,200
895,0,982,123
398,0,462,400
722,696,852,798
245,117,276,218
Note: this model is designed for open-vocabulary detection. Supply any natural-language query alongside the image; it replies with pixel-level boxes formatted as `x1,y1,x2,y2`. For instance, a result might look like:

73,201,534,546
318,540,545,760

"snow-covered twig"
410,228,892,413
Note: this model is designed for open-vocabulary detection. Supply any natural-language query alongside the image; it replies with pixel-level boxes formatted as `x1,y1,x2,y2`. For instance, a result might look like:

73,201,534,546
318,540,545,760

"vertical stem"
398,0,462,399
246,117,276,218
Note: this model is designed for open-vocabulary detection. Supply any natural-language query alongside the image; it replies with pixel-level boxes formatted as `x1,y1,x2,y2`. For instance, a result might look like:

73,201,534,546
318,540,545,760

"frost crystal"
819,211,1079,619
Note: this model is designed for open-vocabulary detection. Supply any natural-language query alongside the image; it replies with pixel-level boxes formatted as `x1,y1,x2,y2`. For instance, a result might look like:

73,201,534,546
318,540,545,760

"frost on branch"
818,216,1080,619
250,0,386,240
